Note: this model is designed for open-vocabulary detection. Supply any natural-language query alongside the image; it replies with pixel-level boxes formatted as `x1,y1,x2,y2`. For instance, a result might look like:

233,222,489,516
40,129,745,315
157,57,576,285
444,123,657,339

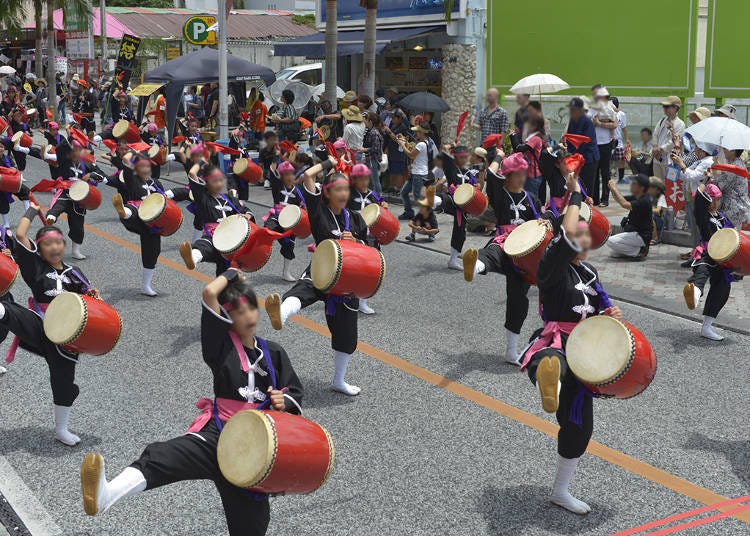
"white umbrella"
312,83,345,100
686,117,750,150
510,73,569,96
266,80,314,112
0,66,16,75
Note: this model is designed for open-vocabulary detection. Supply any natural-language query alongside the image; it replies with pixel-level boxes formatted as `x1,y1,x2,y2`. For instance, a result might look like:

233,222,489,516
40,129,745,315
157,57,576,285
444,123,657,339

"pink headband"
453,150,470,157
48,122,59,130
205,170,223,181
278,161,295,174
323,178,351,190
36,231,64,244
222,296,249,311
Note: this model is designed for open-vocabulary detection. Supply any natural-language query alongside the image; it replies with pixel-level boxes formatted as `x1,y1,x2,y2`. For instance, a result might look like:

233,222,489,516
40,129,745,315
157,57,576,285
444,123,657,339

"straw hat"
660,96,682,108
648,176,665,193
341,105,363,122
342,90,357,103
688,107,711,123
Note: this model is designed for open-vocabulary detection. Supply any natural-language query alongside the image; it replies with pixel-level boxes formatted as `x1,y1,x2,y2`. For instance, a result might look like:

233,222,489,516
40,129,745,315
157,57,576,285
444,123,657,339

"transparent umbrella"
266,80,314,112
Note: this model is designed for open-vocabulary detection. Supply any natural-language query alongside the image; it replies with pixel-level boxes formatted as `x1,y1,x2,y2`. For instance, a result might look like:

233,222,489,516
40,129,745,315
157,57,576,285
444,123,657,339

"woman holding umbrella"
711,148,750,228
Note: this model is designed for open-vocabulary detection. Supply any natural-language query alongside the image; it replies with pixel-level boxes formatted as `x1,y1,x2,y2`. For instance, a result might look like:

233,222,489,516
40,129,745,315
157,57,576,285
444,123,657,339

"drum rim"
311,239,342,292
43,292,87,345
568,316,636,386
68,180,91,201
112,120,131,137
138,193,168,223
278,204,302,230
562,202,592,222
233,158,248,173
217,410,277,489
361,203,381,227
11,131,26,144
504,220,551,257
707,228,740,263
0,260,19,298
213,214,251,255
453,183,476,207
147,144,162,159
311,426,336,493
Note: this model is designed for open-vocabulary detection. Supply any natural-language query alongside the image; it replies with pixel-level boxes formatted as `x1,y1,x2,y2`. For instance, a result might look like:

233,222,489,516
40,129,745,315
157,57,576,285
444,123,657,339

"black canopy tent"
142,47,276,141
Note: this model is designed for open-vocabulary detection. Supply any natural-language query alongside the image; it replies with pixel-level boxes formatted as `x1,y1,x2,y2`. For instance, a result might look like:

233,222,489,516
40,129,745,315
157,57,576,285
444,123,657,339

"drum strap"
294,186,306,208
69,268,92,292
219,193,242,215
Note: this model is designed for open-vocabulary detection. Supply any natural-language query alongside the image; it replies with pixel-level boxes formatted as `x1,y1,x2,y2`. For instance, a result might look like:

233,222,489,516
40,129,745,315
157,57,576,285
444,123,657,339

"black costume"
264,171,306,261
440,151,474,252
128,302,303,536
282,184,368,354
0,143,31,217
72,90,96,133
9,119,42,171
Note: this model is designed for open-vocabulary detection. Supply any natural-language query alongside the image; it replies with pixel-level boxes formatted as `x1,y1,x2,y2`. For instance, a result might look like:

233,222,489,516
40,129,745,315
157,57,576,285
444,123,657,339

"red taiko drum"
708,228,750,275
277,205,311,239
213,214,272,272
0,117,8,135
361,204,399,245
0,167,22,193
11,131,33,148
562,203,611,249
0,254,19,297
217,410,335,495
566,315,656,399
112,120,141,143
68,181,102,210
43,292,122,355
311,239,385,298
503,219,553,285
148,144,168,166
453,183,488,216
42,144,57,167
138,193,183,236
233,158,263,184
80,150,96,164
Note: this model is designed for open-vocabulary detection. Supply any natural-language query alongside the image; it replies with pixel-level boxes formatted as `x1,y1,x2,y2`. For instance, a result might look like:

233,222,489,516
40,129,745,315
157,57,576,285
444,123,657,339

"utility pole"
217,0,229,140
87,0,95,74
100,0,108,71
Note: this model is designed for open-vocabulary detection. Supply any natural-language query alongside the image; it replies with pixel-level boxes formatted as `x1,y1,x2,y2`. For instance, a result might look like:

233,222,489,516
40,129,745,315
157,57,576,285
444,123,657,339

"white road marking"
0,456,62,535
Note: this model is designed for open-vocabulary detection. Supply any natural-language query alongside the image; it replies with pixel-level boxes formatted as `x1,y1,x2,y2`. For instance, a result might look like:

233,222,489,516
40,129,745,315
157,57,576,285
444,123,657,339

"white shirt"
615,111,627,148
589,102,617,145
653,115,685,165
656,194,667,209
343,122,366,152
681,155,714,188
432,166,445,181
411,141,429,175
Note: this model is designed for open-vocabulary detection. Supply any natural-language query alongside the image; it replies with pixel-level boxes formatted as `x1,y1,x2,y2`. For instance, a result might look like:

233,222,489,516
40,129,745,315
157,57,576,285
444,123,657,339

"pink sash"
5,299,48,364
520,321,579,370
491,224,518,248
203,222,219,237
185,397,261,434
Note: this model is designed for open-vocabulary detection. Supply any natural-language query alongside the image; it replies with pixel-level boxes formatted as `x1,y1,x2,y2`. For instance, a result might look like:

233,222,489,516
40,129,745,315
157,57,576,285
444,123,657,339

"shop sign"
183,16,217,46
318,0,464,28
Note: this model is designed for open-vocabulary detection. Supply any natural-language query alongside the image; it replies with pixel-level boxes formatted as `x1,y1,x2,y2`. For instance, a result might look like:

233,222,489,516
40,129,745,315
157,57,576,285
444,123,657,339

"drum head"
503,220,549,257
707,228,740,263
11,131,23,144
453,184,475,206
216,410,275,489
361,203,381,227
68,180,90,202
213,214,250,254
566,316,633,385
112,120,130,138
310,239,340,292
138,193,166,223
278,205,302,230
147,144,161,159
562,202,592,223
43,293,85,345
233,158,248,174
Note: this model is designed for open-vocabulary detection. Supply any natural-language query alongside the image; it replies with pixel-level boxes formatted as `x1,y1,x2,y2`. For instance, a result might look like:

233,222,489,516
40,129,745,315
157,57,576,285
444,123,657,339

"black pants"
193,235,229,276
130,419,270,536
579,161,598,202
526,349,593,459
628,158,653,177
442,193,467,252
477,242,531,334
121,208,161,269
10,147,41,172
0,301,79,406
151,163,161,181
47,198,85,244
595,144,612,205
0,185,30,215
283,272,359,354
690,261,731,318
265,218,295,260
226,173,249,201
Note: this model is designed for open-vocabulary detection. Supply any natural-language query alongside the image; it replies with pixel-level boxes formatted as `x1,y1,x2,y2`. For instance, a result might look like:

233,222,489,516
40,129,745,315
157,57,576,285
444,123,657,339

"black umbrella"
397,91,450,113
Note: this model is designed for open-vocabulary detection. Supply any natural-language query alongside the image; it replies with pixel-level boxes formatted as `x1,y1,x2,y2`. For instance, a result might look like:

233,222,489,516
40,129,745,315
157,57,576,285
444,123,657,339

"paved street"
0,154,748,535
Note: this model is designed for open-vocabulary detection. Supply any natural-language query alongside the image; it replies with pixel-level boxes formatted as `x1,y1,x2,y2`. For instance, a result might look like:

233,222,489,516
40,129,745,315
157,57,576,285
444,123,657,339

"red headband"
323,178,351,190
205,170,224,182
222,296,249,311
36,231,64,244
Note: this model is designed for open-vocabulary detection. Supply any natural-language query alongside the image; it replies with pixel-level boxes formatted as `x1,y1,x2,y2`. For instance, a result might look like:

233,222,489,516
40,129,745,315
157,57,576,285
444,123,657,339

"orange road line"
80,220,750,525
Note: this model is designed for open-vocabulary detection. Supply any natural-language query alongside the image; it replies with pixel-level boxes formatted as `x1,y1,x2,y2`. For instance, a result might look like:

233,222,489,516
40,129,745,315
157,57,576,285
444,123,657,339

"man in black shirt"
606,174,652,259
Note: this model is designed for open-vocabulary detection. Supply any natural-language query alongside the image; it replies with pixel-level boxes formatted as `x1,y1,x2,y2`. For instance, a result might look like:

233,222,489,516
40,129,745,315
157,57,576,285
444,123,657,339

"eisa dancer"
264,160,306,282
463,153,544,365
439,144,475,270
265,156,369,396
0,205,101,445
80,271,303,536
179,165,254,275
0,139,32,227
520,173,622,514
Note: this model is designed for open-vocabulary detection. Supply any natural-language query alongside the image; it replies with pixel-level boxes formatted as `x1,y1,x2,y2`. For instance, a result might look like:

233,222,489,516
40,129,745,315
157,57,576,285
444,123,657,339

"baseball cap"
568,97,585,110
660,96,682,108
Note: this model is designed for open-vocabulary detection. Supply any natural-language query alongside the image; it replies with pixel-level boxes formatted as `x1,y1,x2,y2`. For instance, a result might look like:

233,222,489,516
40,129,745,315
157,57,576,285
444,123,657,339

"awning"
129,83,165,97
274,26,442,58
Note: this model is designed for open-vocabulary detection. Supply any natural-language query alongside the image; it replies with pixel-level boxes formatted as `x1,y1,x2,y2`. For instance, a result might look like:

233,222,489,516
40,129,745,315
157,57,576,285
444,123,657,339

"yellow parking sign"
183,16,217,46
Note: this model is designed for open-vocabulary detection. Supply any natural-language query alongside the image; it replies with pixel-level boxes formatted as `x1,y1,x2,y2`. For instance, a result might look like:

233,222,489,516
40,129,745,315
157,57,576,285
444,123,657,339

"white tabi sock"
504,329,521,365
82,454,146,516
53,404,81,446
100,467,146,513
448,248,461,269
550,455,591,514
332,350,361,396
191,249,203,264
141,268,157,297
358,298,375,314
23,200,29,210
701,316,724,341
282,257,296,282
122,207,133,219
280,296,301,325
475,259,486,276
71,242,86,260
192,228,203,243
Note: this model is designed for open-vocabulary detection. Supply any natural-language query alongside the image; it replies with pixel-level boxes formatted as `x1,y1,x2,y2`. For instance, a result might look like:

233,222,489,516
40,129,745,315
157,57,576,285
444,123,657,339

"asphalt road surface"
0,155,748,536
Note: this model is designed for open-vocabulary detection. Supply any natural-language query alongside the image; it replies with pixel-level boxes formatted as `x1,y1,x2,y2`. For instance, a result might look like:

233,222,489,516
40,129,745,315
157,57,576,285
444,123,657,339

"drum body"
43,144,57,167
708,228,750,275
11,131,33,148
0,254,19,297
213,214,272,272
562,203,611,249
148,144,168,166
69,181,102,210
138,193,183,236
80,150,96,164
311,239,385,298
566,315,656,399
233,158,263,184
0,167,22,193
278,205,311,239
43,293,122,355
112,120,141,143
453,183,488,216
361,204,399,245
217,410,335,495
503,220,553,285
0,117,8,135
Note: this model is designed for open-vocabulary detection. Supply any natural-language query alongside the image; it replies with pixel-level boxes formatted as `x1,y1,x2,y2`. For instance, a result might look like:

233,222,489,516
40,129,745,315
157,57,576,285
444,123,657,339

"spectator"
357,95,377,114
565,97,599,198
361,112,385,195
629,128,654,176
405,203,439,242
397,122,431,220
383,108,409,192
517,115,547,203
250,92,267,139
473,88,509,141
184,85,204,124
200,83,213,117
514,93,530,133
275,89,300,142
606,174,653,259
342,105,366,154
524,101,551,141
714,103,736,120
55,73,66,123
589,87,617,206
651,96,685,179
316,98,342,140
146,89,167,131
611,97,630,183
649,177,667,244
712,148,750,227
